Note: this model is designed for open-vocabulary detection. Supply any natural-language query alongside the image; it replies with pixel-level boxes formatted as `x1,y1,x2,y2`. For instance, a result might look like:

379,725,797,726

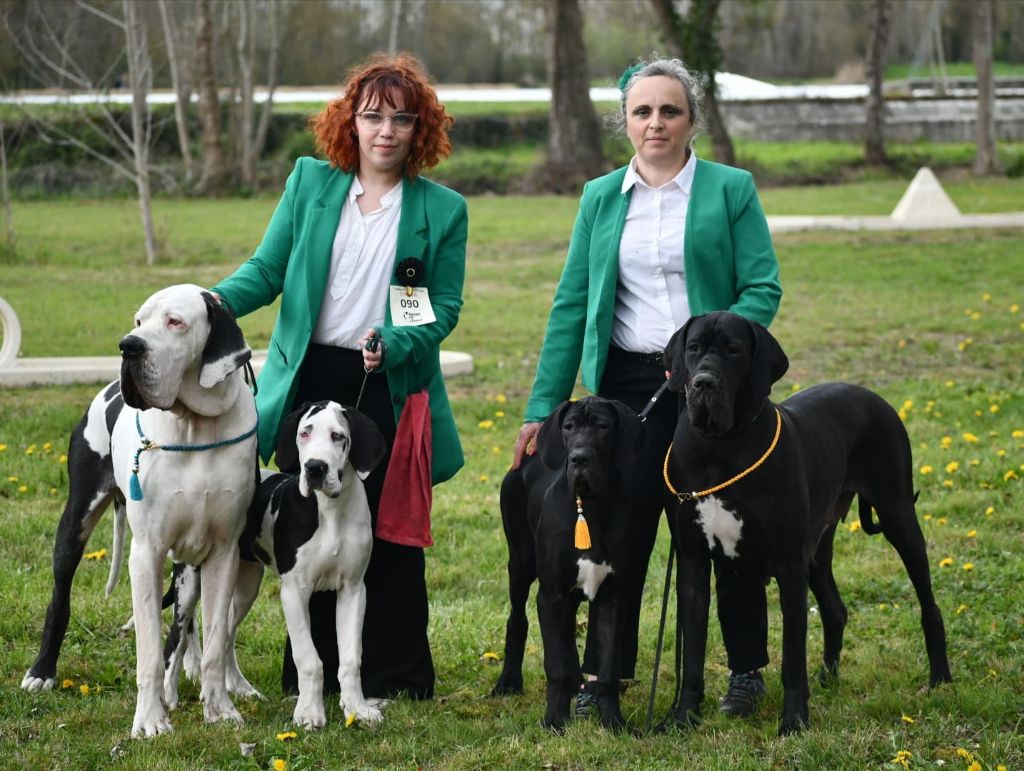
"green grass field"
0,190,1022,769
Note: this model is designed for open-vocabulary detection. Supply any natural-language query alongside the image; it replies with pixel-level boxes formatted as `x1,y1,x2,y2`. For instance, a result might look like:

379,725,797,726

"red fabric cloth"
376,390,433,547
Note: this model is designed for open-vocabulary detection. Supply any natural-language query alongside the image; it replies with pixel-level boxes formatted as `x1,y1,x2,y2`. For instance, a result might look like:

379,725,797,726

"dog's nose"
119,335,147,359
690,372,717,391
304,459,327,479
568,449,594,467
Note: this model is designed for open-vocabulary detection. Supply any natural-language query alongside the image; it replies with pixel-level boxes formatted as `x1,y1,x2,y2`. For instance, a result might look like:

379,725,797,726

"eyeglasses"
356,111,418,131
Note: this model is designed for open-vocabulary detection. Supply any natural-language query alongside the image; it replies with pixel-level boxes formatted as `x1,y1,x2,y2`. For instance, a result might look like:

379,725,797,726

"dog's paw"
201,692,243,726
344,701,383,725
490,677,524,696
20,670,55,693
293,702,327,730
131,705,174,738
778,712,809,736
817,661,840,688
226,671,264,700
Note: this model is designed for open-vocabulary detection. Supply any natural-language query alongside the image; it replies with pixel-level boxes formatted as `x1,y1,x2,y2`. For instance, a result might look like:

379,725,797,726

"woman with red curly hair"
213,53,467,702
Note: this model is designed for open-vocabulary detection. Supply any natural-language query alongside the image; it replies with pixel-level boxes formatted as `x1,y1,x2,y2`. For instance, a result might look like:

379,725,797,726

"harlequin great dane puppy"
491,396,647,731
21,284,258,738
661,311,952,735
163,401,387,729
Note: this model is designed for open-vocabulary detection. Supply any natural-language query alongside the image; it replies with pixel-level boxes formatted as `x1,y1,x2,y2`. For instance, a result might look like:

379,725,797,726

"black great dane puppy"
492,397,647,731
661,311,951,735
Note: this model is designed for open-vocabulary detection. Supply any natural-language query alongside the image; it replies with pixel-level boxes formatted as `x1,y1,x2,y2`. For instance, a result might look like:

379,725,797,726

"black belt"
608,345,664,368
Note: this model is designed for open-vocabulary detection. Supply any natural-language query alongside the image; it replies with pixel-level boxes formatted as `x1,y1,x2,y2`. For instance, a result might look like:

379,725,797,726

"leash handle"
645,537,675,734
355,333,381,411
638,379,670,423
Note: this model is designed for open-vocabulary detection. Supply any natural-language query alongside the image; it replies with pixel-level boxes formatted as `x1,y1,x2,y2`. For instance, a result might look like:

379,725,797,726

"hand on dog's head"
663,312,788,435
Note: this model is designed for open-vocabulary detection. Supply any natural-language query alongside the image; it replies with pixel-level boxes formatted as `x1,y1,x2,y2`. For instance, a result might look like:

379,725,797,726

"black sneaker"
574,681,597,719
719,670,766,717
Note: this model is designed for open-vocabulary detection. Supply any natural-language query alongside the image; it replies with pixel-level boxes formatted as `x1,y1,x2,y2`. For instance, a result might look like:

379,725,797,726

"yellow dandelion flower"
494,393,507,404
878,603,888,610
982,292,991,302
61,678,75,689
18,485,28,493
50,488,58,496
990,404,1000,414
345,713,357,727
997,449,1007,457
847,520,861,533
985,506,995,515
897,339,907,349
8,475,18,482
969,459,980,466
273,760,289,771
1011,304,1020,313
970,311,981,321
940,436,953,448
1005,469,1019,481
26,445,36,455
945,461,959,474
945,380,955,388
479,474,489,483
494,410,505,418
998,765,1008,771
79,684,90,695
276,731,297,741
923,514,933,521
491,446,501,454
1012,429,1023,439
942,480,953,488
957,748,974,761
790,383,801,392
919,465,934,475
963,562,974,571
898,409,908,421
59,454,68,464
966,529,977,538
938,517,948,525
958,338,973,351
962,432,978,443
481,651,501,661
0,444,6,452
902,400,914,411
892,749,913,769
956,604,967,614
478,419,494,429
84,549,107,561
968,763,982,771
900,713,915,724
939,557,954,568
974,410,983,417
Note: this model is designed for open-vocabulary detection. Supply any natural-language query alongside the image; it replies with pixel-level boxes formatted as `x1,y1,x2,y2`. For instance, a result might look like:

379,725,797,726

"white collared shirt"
611,152,697,353
312,177,403,349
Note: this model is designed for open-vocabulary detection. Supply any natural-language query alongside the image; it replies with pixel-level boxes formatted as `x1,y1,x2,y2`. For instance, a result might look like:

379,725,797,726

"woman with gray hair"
512,55,782,722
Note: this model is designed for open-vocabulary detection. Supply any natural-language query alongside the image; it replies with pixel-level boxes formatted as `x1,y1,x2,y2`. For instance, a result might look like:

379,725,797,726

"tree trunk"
543,0,603,192
196,0,227,194
864,0,890,166
235,0,256,187
387,0,403,53
123,0,158,265
650,0,735,166
0,120,14,251
972,0,1001,175
157,0,195,185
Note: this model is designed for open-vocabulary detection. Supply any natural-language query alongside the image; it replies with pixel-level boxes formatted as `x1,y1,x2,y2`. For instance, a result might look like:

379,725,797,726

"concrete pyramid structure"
890,167,962,223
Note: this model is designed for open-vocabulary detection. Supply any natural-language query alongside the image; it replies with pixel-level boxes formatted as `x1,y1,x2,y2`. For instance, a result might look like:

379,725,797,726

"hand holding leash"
361,329,384,372
512,422,540,469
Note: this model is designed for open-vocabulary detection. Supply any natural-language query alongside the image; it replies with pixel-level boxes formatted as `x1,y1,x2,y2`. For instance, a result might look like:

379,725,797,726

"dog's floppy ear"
747,319,789,400
199,291,252,388
664,317,696,393
275,402,312,474
537,400,573,470
610,399,645,470
343,406,387,478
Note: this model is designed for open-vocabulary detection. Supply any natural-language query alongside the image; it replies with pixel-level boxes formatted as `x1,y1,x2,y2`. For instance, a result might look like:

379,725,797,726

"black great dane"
491,397,648,731
661,311,951,735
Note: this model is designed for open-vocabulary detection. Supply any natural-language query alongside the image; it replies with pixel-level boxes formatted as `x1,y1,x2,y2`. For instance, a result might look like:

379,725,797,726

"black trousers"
280,344,434,700
581,346,769,679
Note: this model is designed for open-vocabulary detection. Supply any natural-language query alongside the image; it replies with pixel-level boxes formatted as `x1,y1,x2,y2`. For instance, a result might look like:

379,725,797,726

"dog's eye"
563,421,575,431
167,317,185,329
686,343,700,354
727,344,742,356
299,430,310,440
331,432,346,443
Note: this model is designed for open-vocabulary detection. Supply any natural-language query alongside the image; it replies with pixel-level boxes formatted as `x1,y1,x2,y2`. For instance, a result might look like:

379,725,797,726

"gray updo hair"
608,55,706,142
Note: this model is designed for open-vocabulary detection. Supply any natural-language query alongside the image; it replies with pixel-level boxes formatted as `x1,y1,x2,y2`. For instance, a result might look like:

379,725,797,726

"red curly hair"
310,53,454,177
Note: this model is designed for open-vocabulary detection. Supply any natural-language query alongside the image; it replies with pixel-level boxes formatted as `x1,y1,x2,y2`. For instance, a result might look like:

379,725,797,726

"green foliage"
1,194,1022,768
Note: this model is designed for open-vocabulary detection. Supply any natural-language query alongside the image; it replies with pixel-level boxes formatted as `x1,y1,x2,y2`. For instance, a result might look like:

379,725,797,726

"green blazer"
212,157,467,484
524,158,782,423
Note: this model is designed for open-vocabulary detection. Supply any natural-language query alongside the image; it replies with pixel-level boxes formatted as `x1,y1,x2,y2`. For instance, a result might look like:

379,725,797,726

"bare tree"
157,0,196,184
387,0,404,53
651,0,736,166
542,0,604,192
196,0,227,193
864,0,890,166
3,0,158,263
235,0,284,188
972,0,1001,175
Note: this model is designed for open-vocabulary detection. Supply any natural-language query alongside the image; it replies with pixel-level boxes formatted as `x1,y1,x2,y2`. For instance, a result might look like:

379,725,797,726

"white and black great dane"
221,401,386,729
21,284,258,738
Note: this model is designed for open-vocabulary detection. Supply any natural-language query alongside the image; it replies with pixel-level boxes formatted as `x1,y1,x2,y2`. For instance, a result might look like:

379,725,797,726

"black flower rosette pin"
395,258,425,295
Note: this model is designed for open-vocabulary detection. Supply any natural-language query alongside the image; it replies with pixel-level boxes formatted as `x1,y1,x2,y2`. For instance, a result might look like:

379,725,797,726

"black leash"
355,333,381,411
645,537,675,733
638,379,670,423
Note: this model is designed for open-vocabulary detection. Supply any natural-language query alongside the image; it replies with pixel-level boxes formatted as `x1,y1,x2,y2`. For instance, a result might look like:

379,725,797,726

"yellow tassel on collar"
574,496,592,550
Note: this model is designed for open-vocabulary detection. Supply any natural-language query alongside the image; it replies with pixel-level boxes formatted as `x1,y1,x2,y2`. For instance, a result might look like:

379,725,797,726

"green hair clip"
617,62,645,91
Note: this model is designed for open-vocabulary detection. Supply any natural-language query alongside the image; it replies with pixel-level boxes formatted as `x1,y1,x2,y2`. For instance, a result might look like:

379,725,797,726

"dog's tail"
104,500,128,597
857,495,884,535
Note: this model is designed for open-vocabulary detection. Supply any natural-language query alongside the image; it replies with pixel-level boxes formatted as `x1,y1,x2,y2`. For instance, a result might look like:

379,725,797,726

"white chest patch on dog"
576,557,613,601
696,495,743,558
